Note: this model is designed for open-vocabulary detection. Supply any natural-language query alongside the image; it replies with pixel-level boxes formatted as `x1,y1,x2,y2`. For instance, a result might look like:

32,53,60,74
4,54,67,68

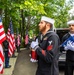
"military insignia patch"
47,45,53,51
48,41,52,45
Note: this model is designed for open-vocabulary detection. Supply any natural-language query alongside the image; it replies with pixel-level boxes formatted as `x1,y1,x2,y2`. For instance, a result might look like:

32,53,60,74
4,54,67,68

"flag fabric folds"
17,34,21,46
7,19,16,57
0,18,6,44
16,28,21,46
25,30,29,45
61,36,74,47
0,18,6,74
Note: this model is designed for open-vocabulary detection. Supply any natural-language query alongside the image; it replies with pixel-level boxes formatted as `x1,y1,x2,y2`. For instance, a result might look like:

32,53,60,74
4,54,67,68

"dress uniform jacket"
3,40,9,51
35,30,60,75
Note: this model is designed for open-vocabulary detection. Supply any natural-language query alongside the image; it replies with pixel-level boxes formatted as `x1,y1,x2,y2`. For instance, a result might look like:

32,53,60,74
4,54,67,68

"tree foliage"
0,0,74,37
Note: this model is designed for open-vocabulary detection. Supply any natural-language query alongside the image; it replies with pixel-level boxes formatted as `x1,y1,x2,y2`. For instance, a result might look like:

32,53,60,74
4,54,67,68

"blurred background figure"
16,34,21,52
24,29,30,49
30,35,38,62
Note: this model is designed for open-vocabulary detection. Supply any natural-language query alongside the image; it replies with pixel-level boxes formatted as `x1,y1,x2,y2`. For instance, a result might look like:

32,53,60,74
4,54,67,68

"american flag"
16,28,21,46
0,18,6,74
61,36,74,47
25,30,29,45
17,34,21,46
7,19,16,57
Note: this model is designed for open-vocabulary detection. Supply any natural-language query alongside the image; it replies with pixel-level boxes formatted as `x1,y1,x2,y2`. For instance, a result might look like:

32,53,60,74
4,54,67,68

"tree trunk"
0,8,2,16
4,7,9,32
27,16,31,30
21,9,25,38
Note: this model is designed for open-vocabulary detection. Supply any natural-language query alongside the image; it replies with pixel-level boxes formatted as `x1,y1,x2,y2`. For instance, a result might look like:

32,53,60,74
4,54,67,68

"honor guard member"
3,40,11,68
31,16,60,75
60,20,74,75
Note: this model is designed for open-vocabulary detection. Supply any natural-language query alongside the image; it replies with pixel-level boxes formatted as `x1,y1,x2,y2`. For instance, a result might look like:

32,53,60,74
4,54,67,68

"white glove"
64,41,72,50
30,39,38,49
30,58,38,62
66,41,74,51
64,45,68,50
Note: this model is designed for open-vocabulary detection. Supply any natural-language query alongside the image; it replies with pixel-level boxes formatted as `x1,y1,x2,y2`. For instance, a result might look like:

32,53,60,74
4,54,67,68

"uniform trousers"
4,51,10,67
65,59,74,75
36,69,50,75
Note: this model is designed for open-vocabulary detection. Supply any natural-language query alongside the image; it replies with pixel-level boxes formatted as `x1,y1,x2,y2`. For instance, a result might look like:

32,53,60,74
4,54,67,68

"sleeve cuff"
34,45,39,50
35,46,42,53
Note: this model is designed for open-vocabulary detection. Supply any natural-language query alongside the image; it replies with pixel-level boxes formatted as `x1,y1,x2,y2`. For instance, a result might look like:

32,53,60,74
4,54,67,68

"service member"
60,20,74,75
3,40,11,68
31,16,60,75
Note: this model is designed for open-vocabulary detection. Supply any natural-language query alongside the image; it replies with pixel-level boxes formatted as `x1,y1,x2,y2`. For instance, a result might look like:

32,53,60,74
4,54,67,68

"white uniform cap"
67,20,74,25
41,16,55,25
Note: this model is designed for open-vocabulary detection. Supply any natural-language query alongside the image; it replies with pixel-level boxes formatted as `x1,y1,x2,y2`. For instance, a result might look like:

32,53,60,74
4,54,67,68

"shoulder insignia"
43,37,48,40
48,41,52,45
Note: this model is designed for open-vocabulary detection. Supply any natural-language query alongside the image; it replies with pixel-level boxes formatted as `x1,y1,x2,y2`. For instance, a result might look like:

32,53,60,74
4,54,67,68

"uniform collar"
46,30,54,34
41,30,54,38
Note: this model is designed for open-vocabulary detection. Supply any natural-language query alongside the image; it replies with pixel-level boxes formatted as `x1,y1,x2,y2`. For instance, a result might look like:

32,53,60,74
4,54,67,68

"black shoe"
11,56,17,58
17,51,21,53
5,65,11,68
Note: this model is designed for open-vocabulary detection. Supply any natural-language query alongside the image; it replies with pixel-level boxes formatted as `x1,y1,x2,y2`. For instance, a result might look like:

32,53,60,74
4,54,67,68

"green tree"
0,0,74,36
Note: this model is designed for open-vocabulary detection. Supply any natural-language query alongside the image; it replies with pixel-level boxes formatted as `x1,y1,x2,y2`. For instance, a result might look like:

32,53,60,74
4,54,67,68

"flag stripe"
0,50,4,62
0,25,4,32
0,58,4,74
0,24,6,44
0,18,6,74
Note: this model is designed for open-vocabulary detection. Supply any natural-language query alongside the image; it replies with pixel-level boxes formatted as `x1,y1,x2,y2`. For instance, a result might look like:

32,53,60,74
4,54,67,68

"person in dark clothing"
60,20,74,75
30,16,60,75
3,40,11,68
